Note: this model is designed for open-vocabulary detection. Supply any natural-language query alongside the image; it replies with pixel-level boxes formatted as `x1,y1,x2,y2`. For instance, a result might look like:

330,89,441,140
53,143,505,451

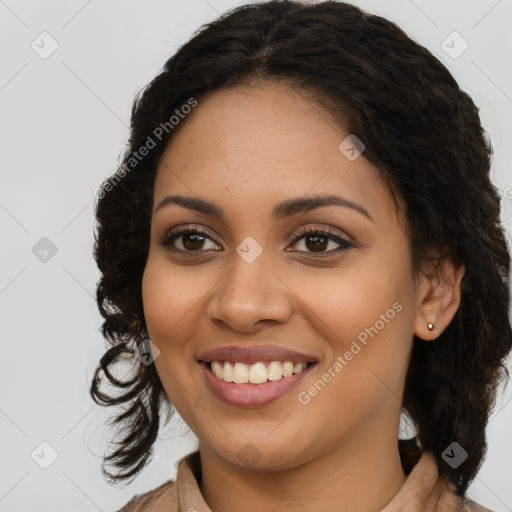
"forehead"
154,82,401,228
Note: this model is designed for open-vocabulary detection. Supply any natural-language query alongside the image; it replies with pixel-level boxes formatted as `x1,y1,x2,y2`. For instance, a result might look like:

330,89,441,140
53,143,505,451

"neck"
199,434,407,512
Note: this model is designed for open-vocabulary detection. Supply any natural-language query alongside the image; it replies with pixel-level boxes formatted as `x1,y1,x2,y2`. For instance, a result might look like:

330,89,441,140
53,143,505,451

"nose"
206,250,293,333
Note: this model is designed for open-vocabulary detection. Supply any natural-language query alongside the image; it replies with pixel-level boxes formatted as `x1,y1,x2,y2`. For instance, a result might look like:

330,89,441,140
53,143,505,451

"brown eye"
288,227,353,256
180,233,209,251
302,234,329,252
160,227,221,253
159,225,353,257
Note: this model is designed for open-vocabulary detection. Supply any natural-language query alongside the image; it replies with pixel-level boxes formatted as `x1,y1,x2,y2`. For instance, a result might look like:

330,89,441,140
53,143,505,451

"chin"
205,434,309,473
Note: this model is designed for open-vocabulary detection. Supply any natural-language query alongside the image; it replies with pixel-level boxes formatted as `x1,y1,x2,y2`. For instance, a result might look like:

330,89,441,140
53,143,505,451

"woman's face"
142,81,423,470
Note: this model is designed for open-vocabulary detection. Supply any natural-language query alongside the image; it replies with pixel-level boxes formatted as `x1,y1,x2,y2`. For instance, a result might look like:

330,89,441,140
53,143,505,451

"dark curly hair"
90,0,512,496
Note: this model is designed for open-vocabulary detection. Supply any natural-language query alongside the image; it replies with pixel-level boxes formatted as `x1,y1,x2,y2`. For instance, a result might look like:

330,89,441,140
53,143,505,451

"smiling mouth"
202,360,316,384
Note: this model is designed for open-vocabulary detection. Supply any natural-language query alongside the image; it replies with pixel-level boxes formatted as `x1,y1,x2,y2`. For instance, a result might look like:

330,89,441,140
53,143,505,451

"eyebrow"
155,194,374,223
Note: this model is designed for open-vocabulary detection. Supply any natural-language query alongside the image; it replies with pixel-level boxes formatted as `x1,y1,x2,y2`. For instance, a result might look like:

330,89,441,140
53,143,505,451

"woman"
90,1,512,511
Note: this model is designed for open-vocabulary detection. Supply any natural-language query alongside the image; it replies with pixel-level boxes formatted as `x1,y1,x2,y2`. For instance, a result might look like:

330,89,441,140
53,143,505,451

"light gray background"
1,0,511,511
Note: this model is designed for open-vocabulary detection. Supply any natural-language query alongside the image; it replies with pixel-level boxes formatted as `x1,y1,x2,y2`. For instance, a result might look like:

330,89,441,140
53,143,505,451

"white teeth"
282,361,294,377
209,360,309,384
212,361,223,379
223,361,234,382
293,362,306,374
249,362,268,384
233,362,249,383
267,361,283,381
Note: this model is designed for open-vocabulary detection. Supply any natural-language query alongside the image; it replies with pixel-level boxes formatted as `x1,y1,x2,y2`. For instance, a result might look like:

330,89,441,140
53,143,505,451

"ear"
413,251,466,341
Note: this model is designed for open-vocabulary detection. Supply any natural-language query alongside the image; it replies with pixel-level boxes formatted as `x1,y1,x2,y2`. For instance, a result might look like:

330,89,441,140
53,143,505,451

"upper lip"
197,345,318,365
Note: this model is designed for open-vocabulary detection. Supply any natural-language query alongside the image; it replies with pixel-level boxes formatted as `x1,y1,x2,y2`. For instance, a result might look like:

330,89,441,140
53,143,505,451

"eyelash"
159,224,353,257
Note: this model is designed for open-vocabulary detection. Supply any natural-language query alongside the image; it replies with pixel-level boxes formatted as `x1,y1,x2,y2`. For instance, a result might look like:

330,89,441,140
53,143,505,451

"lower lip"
198,362,316,407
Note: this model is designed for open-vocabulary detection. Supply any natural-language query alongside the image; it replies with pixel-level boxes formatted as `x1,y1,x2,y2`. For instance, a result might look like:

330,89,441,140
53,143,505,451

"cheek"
141,262,205,425
298,262,403,344
298,255,413,388
142,259,209,343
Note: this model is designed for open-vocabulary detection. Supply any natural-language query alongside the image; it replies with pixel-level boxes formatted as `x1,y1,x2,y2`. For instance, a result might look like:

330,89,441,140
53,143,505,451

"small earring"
427,322,434,331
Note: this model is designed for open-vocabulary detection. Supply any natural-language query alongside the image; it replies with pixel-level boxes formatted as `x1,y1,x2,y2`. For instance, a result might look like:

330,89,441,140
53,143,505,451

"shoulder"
464,497,495,512
115,479,178,512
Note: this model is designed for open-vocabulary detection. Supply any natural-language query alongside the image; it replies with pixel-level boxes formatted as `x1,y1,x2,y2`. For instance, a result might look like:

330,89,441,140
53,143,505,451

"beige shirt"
117,443,493,512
